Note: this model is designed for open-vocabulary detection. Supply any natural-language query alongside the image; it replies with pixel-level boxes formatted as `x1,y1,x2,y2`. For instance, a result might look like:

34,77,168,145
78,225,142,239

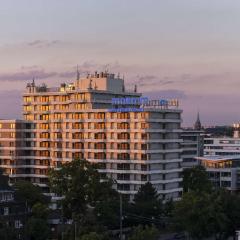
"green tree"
173,189,240,240
128,182,162,226
13,180,49,207
210,189,240,240
25,217,50,240
49,158,120,238
49,159,118,220
94,194,120,229
182,165,212,193
128,225,159,240
13,181,51,240
80,232,109,240
174,191,215,240
0,223,18,240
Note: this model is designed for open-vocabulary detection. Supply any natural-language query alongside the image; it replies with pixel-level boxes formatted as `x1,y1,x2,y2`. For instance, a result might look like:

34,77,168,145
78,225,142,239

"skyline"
1,0,240,126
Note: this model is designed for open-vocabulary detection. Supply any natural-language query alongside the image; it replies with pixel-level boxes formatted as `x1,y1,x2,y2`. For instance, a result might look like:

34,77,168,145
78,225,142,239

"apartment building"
0,72,183,200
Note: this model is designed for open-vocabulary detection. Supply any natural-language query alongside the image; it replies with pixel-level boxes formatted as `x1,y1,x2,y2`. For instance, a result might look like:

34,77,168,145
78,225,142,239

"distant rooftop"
197,155,240,162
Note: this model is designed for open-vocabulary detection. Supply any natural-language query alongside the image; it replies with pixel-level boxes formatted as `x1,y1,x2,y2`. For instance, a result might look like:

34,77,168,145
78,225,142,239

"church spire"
194,111,202,130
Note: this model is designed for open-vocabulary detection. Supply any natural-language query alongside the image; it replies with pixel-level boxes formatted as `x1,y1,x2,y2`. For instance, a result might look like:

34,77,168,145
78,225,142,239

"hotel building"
0,72,183,200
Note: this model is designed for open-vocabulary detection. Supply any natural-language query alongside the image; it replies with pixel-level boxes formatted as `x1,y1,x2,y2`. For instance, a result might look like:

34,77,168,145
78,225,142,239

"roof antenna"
76,65,80,81
122,75,125,92
94,81,98,90
134,84,137,93
32,77,35,87
88,79,93,90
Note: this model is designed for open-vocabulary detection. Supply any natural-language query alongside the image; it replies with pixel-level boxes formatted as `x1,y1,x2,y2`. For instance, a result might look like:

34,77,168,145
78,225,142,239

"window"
118,143,130,150
15,220,22,229
117,123,130,129
117,163,130,170
117,184,130,191
117,153,130,160
141,164,147,171
117,112,130,119
118,133,130,140
10,132,15,138
3,207,9,216
141,175,147,181
94,113,105,119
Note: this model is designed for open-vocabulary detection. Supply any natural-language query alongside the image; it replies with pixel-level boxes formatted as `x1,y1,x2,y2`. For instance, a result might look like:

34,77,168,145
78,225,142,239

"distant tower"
194,112,202,130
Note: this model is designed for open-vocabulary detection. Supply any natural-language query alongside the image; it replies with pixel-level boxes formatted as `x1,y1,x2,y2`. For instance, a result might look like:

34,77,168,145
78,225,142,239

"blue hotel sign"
108,97,179,112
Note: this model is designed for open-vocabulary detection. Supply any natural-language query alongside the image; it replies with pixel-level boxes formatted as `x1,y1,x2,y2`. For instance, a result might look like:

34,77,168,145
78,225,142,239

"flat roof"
196,155,240,162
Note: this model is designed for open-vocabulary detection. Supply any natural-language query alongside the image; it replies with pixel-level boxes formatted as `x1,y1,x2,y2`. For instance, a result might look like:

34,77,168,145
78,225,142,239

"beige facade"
0,72,183,200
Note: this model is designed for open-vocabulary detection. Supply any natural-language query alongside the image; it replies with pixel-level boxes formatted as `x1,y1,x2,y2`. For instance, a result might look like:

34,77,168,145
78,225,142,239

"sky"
1,0,240,126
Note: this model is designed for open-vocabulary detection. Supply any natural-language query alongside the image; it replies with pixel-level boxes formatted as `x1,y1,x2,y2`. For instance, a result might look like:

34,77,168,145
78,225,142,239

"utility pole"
74,221,77,240
120,193,123,240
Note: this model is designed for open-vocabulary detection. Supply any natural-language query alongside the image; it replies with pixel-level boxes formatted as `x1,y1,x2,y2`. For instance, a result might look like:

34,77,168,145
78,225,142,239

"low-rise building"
0,173,27,239
197,155,240,192
204,138,240,156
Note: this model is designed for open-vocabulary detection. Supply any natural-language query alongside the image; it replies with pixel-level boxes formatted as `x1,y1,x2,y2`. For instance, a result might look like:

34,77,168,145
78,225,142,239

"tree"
0,223,18,240
209,189,240,240
174,191,215,240
49,159,102,219
173,189,240,240
128,225,159,240
182,165,212,193
128,182,162,226
94,194,120,229
13,180,49,208
49,158,120,233
80,232,109,240
25,217,50,240
13,181,51,240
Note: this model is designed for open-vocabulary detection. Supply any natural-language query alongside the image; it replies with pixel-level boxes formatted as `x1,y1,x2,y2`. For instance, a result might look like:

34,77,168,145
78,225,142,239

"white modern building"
204,138,240,156
0,71,183,201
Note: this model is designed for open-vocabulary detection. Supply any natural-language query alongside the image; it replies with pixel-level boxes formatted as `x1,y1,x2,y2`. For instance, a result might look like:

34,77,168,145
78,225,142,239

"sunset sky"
1,0,240,126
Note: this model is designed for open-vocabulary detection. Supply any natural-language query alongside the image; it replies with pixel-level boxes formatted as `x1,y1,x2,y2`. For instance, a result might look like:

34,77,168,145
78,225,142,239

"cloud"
144,89,187,99
26,40,62,48
0,90,22,119
0,69,57,81
20,65,39,70
132,75,175,88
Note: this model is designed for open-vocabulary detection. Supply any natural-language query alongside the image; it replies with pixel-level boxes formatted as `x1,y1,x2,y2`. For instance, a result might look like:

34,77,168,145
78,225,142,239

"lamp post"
113,179,123,240
120,192,123,240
